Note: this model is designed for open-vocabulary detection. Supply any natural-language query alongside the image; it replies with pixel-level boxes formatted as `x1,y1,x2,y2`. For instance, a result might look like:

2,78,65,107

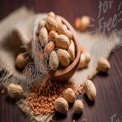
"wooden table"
0,0,122,122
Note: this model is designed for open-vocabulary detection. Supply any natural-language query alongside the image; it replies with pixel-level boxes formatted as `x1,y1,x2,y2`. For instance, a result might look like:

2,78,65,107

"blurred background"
0,0,121,31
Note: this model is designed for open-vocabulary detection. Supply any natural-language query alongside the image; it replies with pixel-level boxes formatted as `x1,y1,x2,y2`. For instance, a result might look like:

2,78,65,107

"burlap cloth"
0,7,121,122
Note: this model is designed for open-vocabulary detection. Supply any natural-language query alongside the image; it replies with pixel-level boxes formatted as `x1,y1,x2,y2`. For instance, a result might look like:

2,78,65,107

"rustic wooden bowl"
49,16,80,81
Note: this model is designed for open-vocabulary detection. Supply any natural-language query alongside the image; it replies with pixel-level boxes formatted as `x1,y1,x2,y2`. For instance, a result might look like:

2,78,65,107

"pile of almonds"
36,12,76,71
54,79,96,115
27,79,75,116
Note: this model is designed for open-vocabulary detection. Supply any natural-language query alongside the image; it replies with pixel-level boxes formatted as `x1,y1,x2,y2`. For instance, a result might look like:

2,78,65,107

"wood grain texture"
0,0,122,122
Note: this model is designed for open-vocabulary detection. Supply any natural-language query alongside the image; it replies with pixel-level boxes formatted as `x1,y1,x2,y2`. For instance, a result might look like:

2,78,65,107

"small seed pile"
36,12,76,71
27,79,75,116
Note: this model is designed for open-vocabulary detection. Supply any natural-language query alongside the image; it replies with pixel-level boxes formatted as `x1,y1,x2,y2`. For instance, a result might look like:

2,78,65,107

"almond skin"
16,53,31,69
74,100,84,114
39,27,48,47
55,16,63,26
48,12,56,18
54,97,68,114
8,83,23,99
58,24,72,39
84,80,96,101
97,58,110,72
68,40,75,62
46,16,58,31
55,35,70,49
49,51,59,70
63,88,75,103
78,52,91,69
44,41,55,58
57,49,70,67
49,30,58,42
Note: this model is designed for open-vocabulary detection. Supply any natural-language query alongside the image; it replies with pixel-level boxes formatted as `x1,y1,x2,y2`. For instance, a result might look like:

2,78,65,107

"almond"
78,52,91,69
55,16,63,26
68,40,75,62
46,16,58,31
58,24,72,39
49,30,58,42
39,27,48,46
44,41,55,58
8,83,23,99
54,97,68,114
49,51,59,70
84,80,96,101
48,12,55,18
74,100,84,114
57,49,70,67
55,35,70,49
97,58,110,72
63,88,75,103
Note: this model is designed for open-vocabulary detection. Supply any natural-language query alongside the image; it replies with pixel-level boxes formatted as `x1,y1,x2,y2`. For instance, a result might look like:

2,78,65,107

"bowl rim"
49,15,80,77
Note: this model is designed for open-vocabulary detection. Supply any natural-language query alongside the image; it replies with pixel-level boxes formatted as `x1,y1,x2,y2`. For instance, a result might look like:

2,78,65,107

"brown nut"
78,52,91,69
38,19,46,32
75,18,81,30
49,51,59,70
97,58,110,72
49,30,58,42
73,100,84,114
46,16,58,31
75,16,90,31
44,41,55,58
54,97,68,114
80,46,86,54
68,40,75,62
55,16,63,26
80,16,90,31
57,49,70,67
58,24,72,39
39,27,48,46
8,83,23,99
84,80,96,101
16,53,31,69
63,88,75,103
48,12,56,18
55,35,70,49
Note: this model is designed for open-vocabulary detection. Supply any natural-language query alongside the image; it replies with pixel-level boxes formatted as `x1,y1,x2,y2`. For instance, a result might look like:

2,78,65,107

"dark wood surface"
0,0,122,122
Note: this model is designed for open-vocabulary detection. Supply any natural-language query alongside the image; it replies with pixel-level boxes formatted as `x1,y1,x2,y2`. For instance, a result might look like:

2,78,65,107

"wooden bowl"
49,16,80,81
